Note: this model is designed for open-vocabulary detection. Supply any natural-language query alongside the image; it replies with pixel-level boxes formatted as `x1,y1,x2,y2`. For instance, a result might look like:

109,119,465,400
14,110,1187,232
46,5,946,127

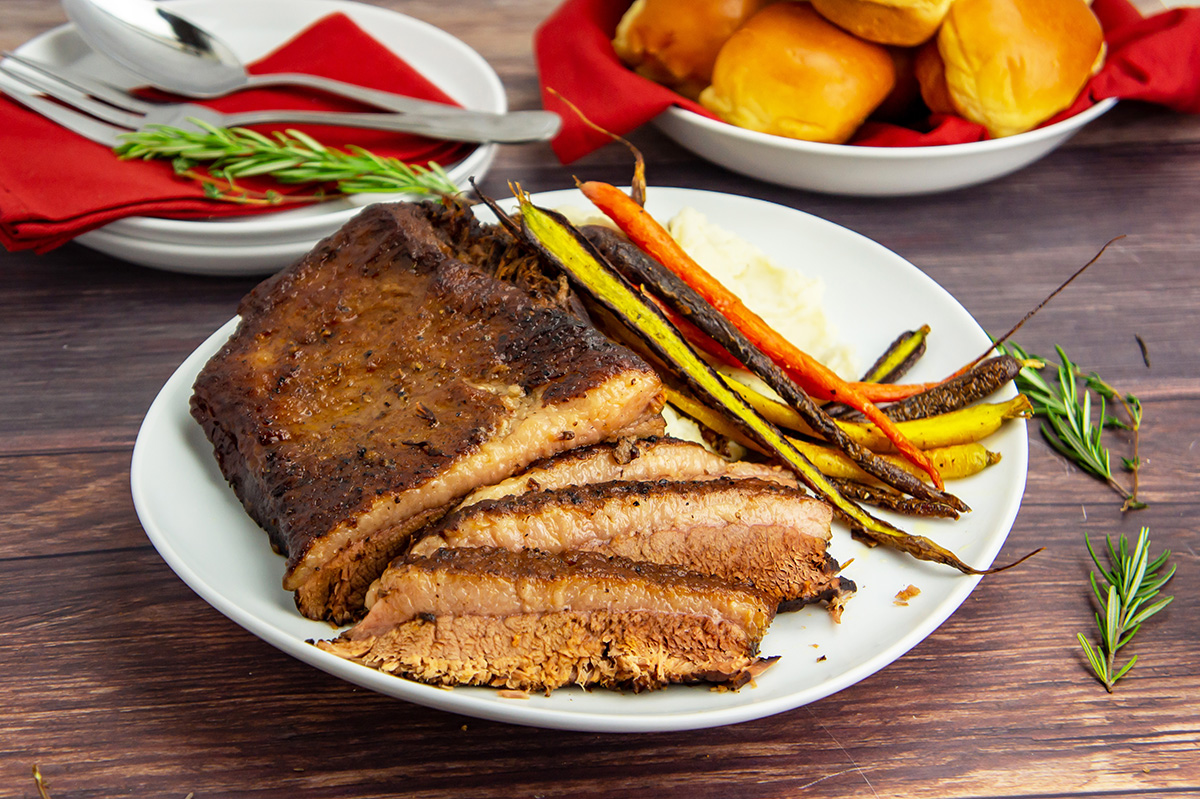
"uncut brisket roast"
317,547,777,692
190,202,664,623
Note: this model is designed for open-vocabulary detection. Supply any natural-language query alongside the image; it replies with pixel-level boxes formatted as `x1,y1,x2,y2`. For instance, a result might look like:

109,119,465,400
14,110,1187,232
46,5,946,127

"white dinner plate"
130,188,1028,732
654,99,1116,196
74,225,325,275
11,0,502,266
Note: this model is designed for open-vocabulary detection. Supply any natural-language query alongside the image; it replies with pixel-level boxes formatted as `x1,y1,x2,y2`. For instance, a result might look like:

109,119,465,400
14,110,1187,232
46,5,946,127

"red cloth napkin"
535,0,1200,164
0,13,473,253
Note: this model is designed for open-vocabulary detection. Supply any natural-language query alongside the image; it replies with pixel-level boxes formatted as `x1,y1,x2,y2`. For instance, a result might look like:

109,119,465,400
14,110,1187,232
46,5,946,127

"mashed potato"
665,207,857,380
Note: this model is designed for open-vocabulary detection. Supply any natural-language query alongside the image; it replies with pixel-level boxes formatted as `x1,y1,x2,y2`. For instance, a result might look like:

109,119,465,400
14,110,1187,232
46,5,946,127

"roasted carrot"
859,326,931,384
643,291,939,400
652,296,742,368
845,355,1025,423
675,311,942,402
724,379,1033,452
585,221,966,511
811,239,1122,401
516,197,994,572
666,387,1000,484
578,179,946,489
828,479,960,519
599,222,943,403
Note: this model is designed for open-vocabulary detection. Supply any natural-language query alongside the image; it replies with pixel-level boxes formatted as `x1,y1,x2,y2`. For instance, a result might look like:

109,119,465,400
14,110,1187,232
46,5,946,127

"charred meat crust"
417,200,588,318
190,202,664,623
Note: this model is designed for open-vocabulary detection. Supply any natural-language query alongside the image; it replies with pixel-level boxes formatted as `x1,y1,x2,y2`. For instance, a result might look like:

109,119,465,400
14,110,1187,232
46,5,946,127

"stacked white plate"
17,0,503,276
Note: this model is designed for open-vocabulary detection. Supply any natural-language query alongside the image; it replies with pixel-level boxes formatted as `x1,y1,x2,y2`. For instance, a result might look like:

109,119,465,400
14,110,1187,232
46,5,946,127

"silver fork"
0,52,561,145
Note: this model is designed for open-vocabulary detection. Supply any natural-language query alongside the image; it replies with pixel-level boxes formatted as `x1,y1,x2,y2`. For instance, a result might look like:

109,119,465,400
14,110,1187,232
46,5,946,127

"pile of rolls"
613,0,1107,143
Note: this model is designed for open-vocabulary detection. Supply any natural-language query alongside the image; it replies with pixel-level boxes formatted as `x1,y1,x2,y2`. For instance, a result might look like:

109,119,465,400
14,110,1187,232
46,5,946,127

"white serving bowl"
653,99,1117,196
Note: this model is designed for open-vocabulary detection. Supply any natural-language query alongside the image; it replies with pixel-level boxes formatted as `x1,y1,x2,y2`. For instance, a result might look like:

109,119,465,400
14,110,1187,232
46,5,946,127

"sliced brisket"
413,477,851,611
456,436,797,510
319,547,776,691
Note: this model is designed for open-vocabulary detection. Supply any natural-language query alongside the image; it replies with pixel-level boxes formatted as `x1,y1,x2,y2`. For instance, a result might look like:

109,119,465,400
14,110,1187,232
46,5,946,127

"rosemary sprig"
999,342,1145,510
1077,527,1174,692
32,765,53,799
114,120,459,205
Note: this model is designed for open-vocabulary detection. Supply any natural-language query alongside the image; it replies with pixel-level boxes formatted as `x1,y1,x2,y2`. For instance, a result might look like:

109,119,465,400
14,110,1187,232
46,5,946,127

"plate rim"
130,187,1028,732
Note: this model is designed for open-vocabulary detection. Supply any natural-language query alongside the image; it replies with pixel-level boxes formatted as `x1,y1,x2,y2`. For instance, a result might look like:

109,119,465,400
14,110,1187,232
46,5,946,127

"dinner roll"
810,0,953,46
873,46,923,121
699,3,896,144
919,0,1106,137
913,40,956,115
613,0,777,99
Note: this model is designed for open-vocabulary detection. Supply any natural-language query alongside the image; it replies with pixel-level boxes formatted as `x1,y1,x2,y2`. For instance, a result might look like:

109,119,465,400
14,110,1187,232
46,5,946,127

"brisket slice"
412,478,852,612
318,547,776,692
455,436,797,509
190,202,664,623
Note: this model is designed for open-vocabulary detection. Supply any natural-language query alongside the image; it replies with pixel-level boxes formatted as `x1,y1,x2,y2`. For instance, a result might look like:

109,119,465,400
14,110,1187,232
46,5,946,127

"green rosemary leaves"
1000,342,1144,510
115,121,459,204
1077,528,1174,692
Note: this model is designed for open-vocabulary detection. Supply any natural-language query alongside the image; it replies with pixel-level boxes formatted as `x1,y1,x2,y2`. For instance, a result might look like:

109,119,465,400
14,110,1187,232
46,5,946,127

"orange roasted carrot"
664,303,943,401
853,380,942,402
579,179,945,489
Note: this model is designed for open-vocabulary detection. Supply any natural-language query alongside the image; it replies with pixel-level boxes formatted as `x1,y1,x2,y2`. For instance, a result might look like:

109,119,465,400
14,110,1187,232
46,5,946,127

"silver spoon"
59,0,561,141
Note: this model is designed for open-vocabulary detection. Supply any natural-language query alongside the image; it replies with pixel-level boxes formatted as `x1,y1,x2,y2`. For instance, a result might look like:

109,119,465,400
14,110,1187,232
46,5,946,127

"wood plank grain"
1,529,1195,799
0,450,154,559
0,249,256,454
3,0,1200,796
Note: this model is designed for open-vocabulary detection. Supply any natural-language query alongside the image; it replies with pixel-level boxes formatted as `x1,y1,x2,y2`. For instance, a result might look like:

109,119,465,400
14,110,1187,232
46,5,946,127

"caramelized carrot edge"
578,180,944,489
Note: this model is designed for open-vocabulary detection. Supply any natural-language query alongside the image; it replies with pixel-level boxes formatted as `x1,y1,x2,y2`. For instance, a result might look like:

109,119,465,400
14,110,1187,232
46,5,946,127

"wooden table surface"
3,1,1199,797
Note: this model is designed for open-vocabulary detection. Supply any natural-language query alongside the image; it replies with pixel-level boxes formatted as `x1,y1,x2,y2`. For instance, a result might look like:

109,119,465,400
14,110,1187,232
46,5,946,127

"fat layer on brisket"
319,547,776,692
190,202,664,623
412,477,851,610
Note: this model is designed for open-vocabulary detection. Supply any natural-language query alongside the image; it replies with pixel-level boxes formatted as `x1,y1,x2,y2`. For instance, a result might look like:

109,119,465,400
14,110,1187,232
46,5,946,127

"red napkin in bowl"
0,13,474,253
535,0,1200,164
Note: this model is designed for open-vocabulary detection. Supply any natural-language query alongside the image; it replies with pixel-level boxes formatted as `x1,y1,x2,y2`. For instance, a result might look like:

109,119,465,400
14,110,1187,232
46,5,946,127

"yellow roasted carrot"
842,396,1031,452
667,387,1000,483
723,378,1031,451
790,441,1000,484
